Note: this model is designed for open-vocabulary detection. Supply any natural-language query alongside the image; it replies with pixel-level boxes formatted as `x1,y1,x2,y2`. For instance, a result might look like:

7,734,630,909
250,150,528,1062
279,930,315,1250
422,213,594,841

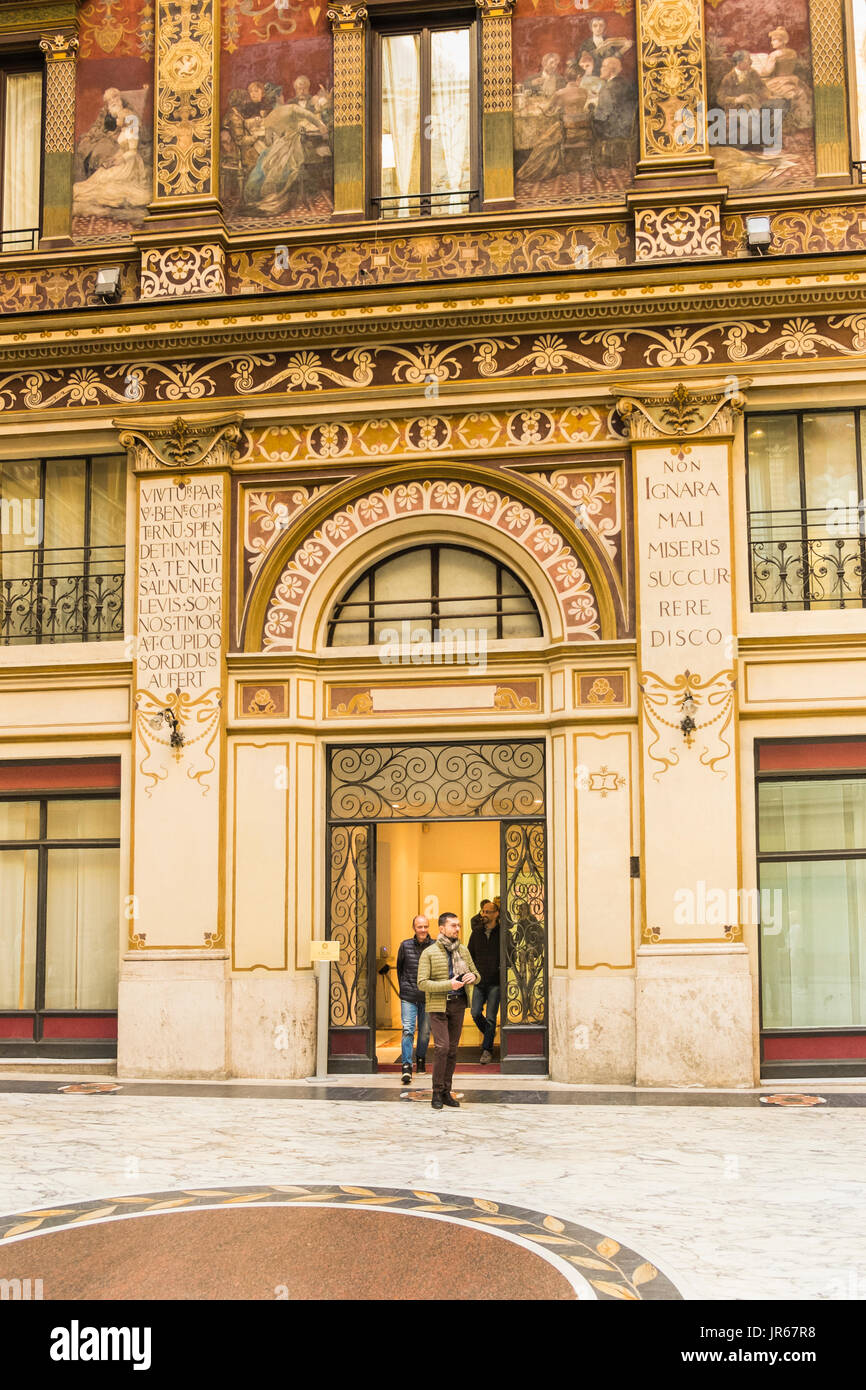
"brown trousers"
430,1002,465,1092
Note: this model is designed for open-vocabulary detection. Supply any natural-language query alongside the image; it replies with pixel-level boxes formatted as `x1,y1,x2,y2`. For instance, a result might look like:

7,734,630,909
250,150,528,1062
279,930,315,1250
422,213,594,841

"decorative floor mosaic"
0,1184,681,1301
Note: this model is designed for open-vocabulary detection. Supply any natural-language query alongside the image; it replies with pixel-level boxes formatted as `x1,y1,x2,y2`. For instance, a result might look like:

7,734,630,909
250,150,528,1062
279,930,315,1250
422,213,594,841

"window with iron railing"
0,455,126,643
0,57,43,252
746,411,866,611
372,12,479,220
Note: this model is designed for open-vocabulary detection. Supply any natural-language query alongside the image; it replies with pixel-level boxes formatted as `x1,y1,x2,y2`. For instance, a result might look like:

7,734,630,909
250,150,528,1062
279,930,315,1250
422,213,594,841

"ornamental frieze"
0,315,865,412
722,206,866,258
230,221,631,295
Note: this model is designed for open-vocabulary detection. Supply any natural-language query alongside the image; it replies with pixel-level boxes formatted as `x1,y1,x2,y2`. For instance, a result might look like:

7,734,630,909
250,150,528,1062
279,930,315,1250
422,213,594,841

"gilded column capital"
327,3,367,30
114,414,243,472
39,32,79,61
611,381,750,440
475,0,515,17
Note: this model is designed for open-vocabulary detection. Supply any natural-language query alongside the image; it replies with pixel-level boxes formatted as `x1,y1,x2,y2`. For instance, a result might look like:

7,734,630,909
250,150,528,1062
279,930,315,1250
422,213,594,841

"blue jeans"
470,981,501,1053
400,998,430,1069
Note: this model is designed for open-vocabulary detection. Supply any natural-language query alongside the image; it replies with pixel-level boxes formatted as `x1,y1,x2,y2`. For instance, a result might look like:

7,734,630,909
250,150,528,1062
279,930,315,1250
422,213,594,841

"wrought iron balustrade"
748,508,865,610
0,546,124,643
372,189,478,219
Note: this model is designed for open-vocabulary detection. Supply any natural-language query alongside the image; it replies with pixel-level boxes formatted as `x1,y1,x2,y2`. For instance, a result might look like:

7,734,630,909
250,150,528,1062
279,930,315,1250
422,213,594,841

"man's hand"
450,978,465,991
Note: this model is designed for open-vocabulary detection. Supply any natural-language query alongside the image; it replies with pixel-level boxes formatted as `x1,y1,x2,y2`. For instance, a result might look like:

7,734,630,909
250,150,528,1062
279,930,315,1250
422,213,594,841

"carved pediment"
611,380,750,439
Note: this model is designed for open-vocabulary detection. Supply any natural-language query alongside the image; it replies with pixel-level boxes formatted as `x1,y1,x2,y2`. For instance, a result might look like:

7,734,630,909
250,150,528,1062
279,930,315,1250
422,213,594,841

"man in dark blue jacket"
396,915,432,1085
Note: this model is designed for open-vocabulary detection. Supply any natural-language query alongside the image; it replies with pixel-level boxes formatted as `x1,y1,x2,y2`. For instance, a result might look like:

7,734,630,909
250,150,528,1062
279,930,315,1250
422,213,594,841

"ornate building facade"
0,0,864,1084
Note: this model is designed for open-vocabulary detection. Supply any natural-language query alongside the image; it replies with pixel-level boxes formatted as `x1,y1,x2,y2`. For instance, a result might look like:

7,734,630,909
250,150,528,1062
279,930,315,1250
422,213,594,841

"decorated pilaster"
810,0,850,178
39,31,79,248
476,0,515,211
137,0,226,298
117,415,240,1078
630,0,721,262
328,3,367,221
616,382,753,1087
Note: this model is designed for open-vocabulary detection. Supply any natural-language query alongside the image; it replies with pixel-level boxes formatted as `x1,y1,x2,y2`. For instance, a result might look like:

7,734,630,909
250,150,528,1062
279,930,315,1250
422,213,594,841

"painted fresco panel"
220,0,333,228
705,0,815,191
73,0,154,240
513,0,638,208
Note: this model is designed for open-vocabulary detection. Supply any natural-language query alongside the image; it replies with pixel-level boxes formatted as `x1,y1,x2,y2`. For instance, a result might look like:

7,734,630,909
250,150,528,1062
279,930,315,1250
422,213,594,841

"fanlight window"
326,544,543,647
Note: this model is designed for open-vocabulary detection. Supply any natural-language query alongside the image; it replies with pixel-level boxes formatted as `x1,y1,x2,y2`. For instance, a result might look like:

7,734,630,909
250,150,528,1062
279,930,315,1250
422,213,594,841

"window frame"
326,541,544,646
369,3,480,221
745,406,866,611
0,786,121,1044
0,452,126,644
0,50,45,252
755,737,866,1043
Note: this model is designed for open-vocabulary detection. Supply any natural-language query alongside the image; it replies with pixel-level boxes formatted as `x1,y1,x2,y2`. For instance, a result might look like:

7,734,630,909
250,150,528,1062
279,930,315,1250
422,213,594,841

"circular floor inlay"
759,1094,827,1106
0,1185,683,1301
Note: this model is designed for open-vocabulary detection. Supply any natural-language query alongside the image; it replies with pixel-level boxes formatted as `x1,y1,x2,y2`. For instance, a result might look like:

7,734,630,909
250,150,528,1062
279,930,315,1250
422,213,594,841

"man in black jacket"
468,902,501,1063
395,915,432,1085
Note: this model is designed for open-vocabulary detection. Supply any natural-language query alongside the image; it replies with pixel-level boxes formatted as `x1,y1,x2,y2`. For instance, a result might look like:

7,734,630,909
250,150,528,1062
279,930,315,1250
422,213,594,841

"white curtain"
45,847,119,1009
431,29,471,211
3,72,42,248
0,849,37,1009
381,35,420,216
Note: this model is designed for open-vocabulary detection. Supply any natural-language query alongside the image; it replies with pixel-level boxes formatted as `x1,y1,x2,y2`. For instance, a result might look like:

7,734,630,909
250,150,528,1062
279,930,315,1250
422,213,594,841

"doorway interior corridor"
326,740,548,1075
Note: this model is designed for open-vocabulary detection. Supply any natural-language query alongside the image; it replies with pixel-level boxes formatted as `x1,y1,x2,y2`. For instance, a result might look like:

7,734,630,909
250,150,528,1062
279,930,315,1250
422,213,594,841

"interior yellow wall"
376,821,499,1031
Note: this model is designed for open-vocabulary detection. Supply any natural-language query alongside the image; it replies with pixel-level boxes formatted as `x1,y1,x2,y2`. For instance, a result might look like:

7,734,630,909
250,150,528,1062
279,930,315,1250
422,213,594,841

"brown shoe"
442,1091,460,1107
431,1090,444,1110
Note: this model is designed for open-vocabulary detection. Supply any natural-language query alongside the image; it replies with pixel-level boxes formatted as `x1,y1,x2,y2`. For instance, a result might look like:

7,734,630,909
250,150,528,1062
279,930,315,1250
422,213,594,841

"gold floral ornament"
116,415,242,471
135,688,222,795
639,669,736,781
612,381,749,439
587,677,616,705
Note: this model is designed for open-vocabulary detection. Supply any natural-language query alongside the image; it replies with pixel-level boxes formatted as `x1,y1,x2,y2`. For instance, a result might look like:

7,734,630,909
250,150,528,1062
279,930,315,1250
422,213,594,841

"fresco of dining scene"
219,0,333,228
72,0,154,241
704,0,815,191
512,0,638,207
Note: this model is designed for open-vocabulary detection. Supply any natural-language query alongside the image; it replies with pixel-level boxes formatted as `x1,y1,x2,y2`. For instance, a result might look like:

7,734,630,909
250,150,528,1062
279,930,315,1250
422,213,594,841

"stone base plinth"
635,944,754,1088
549,973,636,1084
117,950,230,1079
230,973,316,1079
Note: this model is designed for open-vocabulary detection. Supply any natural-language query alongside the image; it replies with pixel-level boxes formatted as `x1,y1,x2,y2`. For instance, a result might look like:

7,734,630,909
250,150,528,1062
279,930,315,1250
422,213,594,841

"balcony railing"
0,226,40,253
372,189,478,220
0,546,125,643
748,509,866,611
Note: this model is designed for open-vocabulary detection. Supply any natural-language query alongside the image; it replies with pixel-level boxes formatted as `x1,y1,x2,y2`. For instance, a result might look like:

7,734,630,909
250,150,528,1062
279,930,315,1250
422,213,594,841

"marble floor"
1,1079,864,1301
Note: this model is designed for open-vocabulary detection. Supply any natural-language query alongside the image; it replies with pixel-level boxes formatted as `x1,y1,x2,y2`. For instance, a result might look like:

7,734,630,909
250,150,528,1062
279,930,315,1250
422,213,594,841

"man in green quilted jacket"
417,911,480,1111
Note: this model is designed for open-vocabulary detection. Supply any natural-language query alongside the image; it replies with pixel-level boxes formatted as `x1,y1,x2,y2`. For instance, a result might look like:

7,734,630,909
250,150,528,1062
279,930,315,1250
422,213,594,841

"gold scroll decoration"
154,0,216,203
635,0,708,162
114,414,243,471
612,381,749,440
810,0,850,177
328,3,367,217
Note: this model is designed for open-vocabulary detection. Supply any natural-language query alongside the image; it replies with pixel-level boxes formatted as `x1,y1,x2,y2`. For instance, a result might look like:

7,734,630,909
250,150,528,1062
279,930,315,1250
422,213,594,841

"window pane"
760,858,866,1028
758,779,866,853
802,412,858,514
747,415,801,514
802,413,861,609
89,455,127,552
45,846,119,1009
502,608,542,638
2,71,42,248
0,460,41,581
44,458,86,554
374,550,431,620
438,548,497,599
380,33,421,216
46,798,121,841
0,847,38,1008
430,28,471,209
0,800,39,839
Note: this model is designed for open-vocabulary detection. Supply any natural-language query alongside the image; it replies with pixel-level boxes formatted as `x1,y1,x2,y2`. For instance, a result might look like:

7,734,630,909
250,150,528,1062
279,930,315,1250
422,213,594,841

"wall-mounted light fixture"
94,266,122,300
149,703,184,750
680,690,698,746
745,215,771,254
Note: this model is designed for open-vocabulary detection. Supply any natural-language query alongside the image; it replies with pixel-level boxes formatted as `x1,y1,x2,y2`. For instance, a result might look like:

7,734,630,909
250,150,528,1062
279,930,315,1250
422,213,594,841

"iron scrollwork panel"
328,741,546,821
502,821,546,1025
328,823,371,1028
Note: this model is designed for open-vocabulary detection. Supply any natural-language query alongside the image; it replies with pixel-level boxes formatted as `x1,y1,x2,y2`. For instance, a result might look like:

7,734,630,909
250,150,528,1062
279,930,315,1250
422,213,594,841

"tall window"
746,410,866,610
0,454,125,643
0,57,43,251
0,760,121,1051
373,13,478,219
757,741,866,1058
327,544,542,646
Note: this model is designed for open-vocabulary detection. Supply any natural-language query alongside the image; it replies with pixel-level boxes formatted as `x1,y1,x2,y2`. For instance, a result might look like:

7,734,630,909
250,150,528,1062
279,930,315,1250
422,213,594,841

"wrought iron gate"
326,740,547,1074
